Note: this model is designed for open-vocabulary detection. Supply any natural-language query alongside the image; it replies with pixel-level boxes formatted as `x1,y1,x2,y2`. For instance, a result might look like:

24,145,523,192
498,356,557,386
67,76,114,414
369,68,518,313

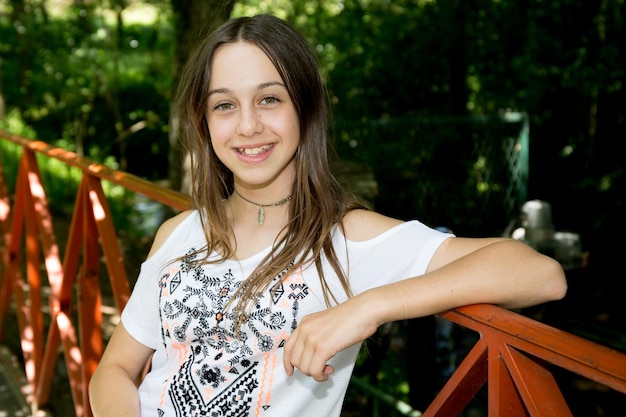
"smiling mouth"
236,144,273,156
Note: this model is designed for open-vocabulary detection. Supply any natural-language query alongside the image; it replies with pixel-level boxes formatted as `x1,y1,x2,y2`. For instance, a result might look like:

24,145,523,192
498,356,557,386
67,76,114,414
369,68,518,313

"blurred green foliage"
2,0,624,240
0,0,173,176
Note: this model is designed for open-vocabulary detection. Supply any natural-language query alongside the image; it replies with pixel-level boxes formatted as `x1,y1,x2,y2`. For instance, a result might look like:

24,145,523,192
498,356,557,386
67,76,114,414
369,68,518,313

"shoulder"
146,209,196,259
340,209,404,242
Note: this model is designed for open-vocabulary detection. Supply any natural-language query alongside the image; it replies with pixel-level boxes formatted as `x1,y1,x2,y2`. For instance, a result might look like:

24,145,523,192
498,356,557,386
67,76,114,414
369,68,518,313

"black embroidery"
156,250,306,416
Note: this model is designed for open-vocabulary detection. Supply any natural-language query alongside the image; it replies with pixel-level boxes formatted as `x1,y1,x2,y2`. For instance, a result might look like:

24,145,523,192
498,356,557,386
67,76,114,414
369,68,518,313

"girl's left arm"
401,236,567,312
283,234,567,382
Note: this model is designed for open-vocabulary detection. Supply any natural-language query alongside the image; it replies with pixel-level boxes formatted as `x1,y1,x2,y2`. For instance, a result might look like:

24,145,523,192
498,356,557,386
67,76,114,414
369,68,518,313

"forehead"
209,42,282,88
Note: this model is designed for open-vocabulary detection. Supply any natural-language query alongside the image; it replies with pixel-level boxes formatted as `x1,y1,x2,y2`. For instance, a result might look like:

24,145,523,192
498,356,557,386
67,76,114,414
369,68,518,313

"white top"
121,210,451,417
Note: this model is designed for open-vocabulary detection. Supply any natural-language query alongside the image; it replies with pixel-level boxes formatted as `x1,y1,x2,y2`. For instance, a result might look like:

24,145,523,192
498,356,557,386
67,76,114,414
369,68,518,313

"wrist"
358,286,401,327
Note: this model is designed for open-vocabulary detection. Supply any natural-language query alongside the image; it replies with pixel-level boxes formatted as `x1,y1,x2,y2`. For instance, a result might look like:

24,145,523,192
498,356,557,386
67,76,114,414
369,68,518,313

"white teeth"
239,144,272,155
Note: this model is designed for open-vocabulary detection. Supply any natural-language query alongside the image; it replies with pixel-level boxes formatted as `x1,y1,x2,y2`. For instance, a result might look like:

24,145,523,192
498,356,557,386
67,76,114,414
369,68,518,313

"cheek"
270,110,300,144
207,119,229,148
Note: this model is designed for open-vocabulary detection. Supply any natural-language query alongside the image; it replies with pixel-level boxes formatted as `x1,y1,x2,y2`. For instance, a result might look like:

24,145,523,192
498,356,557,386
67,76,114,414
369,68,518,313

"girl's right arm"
89,322,155,417
89,210,192,416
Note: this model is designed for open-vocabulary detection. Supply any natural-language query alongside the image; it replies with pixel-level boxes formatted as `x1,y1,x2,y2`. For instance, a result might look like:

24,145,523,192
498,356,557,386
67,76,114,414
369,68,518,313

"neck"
232,188,292,226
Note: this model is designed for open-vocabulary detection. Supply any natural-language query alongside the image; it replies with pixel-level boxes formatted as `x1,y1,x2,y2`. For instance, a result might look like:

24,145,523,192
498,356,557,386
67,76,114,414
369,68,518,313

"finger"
295,340,316,376
286,333,318,378
304,344,335,381
283,356,295,376
311,364,334,382
283,332,299,376
324,364,334,376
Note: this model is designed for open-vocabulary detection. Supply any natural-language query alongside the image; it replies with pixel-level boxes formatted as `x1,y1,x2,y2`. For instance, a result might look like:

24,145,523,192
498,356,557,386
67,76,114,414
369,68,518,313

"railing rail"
1,129,625,417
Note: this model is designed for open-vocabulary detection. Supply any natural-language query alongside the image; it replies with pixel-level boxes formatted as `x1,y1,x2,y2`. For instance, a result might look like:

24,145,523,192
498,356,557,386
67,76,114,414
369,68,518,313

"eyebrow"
207,81,287,98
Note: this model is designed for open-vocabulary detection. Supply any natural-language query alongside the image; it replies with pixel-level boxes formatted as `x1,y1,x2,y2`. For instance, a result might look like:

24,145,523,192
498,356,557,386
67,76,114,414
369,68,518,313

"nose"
236,105,262,137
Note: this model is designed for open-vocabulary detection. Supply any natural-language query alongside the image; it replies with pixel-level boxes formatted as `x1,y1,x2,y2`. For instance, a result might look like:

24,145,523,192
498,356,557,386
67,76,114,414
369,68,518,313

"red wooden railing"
0,131,190,417
1,130,625,417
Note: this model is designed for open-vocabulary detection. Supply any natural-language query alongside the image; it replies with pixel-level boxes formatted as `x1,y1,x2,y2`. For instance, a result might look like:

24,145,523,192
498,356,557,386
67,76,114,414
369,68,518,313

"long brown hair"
173,14,365,328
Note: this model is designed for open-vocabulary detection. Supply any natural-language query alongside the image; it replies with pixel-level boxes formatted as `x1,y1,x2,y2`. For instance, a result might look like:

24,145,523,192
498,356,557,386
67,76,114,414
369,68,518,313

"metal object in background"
506,199,583,270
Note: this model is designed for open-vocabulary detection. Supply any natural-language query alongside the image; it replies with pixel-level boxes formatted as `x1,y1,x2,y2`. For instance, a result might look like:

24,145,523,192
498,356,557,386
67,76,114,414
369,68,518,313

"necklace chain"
233,189,292,226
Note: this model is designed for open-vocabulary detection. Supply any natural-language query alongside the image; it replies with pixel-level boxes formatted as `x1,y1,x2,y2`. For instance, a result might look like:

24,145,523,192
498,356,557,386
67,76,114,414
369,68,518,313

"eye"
260,95,280,105
214,102,235,111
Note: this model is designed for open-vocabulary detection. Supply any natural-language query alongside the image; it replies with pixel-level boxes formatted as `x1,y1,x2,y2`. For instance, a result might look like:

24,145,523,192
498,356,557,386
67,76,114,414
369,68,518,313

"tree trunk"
10,0,28,111
168,0,235,194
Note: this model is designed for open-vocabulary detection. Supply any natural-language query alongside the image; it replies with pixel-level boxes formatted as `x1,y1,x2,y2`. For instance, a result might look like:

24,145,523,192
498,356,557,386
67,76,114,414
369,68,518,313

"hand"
282,294,380,382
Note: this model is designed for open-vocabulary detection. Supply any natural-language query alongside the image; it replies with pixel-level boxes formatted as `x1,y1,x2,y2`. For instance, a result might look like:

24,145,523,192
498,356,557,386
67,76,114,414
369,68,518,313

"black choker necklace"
233,189,292,226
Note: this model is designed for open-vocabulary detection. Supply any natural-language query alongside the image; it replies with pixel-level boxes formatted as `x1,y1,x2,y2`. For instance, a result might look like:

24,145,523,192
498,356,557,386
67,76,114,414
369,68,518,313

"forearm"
89,365,142,417
366,239,567,326
282,238,566,381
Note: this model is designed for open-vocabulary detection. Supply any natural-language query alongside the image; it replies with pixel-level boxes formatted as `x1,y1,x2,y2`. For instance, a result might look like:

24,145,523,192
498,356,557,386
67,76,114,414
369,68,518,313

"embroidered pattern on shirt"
156,249,308,416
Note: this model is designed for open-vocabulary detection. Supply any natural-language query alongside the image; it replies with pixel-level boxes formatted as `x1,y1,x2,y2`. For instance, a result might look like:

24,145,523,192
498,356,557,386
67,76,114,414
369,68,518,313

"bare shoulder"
341,209,404,242
146,210,195,259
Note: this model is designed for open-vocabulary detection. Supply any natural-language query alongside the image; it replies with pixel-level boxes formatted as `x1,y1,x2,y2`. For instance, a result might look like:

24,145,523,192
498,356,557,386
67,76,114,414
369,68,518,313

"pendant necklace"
233,189,292,226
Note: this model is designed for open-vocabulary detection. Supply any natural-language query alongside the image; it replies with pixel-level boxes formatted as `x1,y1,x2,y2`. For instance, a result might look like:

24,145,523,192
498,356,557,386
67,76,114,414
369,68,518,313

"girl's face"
206,42,300,192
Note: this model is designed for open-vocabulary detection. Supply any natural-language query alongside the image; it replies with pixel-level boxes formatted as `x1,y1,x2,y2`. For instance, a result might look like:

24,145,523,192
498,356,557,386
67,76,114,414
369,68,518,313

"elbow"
543,257,568,302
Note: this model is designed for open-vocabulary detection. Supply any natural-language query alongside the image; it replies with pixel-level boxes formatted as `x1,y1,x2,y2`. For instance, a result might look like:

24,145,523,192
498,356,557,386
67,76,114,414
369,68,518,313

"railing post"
0,148,13,342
